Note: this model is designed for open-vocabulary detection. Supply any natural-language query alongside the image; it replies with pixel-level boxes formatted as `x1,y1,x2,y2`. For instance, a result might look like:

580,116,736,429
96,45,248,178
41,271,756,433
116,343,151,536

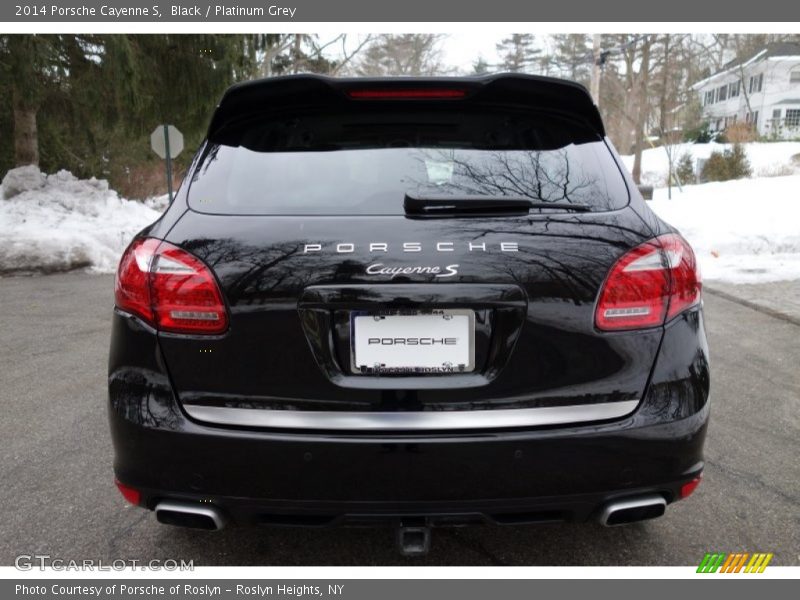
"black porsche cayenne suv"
109,74,708,554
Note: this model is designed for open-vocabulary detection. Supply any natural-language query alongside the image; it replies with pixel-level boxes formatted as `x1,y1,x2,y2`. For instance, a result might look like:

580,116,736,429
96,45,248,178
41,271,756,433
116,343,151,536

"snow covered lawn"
619,141,800,187
649,175,800,283
0,166,162,274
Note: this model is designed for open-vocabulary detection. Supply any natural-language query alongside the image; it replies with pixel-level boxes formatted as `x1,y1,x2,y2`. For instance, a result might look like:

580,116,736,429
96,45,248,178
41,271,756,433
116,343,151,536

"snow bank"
649,175,800,283
619,141,800,187
144,194,170,212
0,167,162,274
1,165,46,199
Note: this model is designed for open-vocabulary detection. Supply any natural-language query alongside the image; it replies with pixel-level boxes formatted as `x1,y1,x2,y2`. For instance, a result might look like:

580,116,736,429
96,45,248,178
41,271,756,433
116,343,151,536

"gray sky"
441,33,505,71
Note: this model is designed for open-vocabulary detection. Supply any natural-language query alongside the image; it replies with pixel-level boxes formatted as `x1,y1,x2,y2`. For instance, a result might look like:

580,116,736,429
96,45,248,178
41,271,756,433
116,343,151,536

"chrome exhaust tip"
598,494,666,526
154,500,226,531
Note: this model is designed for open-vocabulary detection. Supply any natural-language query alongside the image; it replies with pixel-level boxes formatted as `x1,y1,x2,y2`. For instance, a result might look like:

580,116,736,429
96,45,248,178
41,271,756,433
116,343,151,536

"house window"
729,81,740,97
786,109,800,128
791,68,800,84
749,73,764,93
718,85,728,101
704,90,715,105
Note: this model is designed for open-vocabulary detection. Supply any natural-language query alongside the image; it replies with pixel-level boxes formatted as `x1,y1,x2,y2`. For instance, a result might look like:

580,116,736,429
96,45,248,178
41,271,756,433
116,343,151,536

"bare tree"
550,34,592,84
354,34,448,77
327,35,374,75
258,34,373,77
259,35,295,77
631,35,654,185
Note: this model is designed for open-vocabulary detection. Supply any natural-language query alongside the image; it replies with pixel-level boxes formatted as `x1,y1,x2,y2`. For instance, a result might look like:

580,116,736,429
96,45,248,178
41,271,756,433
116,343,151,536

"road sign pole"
163,125,174,204
151,124,183,203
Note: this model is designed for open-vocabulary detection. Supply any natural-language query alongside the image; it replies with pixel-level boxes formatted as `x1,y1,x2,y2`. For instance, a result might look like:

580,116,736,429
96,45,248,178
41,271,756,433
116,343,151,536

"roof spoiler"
206,73,605,138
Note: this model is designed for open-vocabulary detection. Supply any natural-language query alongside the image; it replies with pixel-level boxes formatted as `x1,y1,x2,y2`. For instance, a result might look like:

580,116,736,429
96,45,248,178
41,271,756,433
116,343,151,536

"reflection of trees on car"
409,149,605,206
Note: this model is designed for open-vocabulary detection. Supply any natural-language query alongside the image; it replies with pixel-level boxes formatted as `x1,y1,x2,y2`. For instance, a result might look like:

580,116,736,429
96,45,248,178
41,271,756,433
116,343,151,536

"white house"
692,43,800,139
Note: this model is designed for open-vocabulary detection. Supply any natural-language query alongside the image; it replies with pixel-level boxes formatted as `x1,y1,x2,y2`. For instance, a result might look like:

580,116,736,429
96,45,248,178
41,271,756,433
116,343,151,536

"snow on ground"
619,141,800,187
0,166,162,274
649,175,800,284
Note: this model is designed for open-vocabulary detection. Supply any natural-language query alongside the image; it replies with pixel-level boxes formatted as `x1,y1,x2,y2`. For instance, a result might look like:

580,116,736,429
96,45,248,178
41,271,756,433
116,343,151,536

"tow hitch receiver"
397,519,431,557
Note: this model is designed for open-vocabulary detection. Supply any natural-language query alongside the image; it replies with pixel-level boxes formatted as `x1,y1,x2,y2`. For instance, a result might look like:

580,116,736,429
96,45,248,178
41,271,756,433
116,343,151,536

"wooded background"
1,33,798,198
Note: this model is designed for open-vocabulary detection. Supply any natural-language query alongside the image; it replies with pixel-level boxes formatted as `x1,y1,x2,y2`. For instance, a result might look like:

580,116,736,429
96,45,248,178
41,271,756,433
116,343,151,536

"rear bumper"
110,397,708,525
108,310,710,525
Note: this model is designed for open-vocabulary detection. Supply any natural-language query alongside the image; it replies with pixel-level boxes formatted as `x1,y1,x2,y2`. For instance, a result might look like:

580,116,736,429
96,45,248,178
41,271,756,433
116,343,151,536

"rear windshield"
188,108,629,215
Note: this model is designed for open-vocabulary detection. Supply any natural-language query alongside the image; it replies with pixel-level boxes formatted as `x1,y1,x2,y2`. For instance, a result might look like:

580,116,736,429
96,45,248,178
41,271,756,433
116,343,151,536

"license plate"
352,310,475,375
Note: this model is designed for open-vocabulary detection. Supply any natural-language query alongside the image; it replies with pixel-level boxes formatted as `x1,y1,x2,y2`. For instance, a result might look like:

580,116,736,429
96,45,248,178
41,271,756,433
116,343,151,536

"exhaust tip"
599,494,666,526
155,501,226,531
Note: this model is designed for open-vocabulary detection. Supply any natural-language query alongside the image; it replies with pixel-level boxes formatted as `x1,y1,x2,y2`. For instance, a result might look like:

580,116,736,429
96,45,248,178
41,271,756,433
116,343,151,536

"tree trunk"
292,34,302,73
13,87,39,167
631,37,652,185
590,34,602,105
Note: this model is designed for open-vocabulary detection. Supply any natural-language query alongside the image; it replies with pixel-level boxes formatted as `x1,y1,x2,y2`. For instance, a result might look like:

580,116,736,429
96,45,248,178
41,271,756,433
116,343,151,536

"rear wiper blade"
404,194,592,215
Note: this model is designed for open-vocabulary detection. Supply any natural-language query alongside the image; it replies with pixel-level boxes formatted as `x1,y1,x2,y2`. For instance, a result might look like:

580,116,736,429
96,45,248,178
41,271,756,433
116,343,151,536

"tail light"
115,238,228,334
595,233,701,331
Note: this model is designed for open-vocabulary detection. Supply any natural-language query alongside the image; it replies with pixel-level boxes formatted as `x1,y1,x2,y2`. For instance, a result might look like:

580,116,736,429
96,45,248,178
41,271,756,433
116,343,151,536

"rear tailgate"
157,74,661,428
160,212,660,410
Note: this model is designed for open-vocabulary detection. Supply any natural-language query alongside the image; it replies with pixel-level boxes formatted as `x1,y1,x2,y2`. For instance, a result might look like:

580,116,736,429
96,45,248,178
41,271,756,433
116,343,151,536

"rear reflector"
595,233,701,331
115,480,141,506
115,238,228,335
680,476,702,499
347,88,467,100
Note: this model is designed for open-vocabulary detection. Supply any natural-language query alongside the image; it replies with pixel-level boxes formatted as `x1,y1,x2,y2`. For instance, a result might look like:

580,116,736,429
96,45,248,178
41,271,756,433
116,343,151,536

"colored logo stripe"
697,552,773,573
745,553,774,573
720,553,748,573
697,553,726,573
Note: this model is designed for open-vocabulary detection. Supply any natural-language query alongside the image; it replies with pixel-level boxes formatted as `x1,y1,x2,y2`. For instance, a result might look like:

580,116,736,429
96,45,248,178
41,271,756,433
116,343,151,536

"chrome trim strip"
183,400,639,431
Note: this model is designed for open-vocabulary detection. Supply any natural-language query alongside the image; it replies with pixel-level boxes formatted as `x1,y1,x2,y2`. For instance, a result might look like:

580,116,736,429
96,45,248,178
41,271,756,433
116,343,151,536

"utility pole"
590,34,602,106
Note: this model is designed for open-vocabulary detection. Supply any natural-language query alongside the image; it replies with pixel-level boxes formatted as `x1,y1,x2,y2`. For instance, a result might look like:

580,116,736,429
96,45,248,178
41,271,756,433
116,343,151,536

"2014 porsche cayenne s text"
108,74,709,554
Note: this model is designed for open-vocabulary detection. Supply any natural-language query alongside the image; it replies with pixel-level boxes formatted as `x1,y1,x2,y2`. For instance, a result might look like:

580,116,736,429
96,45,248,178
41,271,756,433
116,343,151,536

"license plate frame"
350,309,475,375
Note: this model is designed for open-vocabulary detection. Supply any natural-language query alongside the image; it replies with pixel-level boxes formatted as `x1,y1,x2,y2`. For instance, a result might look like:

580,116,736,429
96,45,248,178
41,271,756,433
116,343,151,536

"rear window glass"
189,108,629,215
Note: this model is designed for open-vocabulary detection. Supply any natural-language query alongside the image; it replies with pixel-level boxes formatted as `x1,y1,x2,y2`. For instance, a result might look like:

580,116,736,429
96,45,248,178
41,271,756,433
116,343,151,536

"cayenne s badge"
365,263,459,278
